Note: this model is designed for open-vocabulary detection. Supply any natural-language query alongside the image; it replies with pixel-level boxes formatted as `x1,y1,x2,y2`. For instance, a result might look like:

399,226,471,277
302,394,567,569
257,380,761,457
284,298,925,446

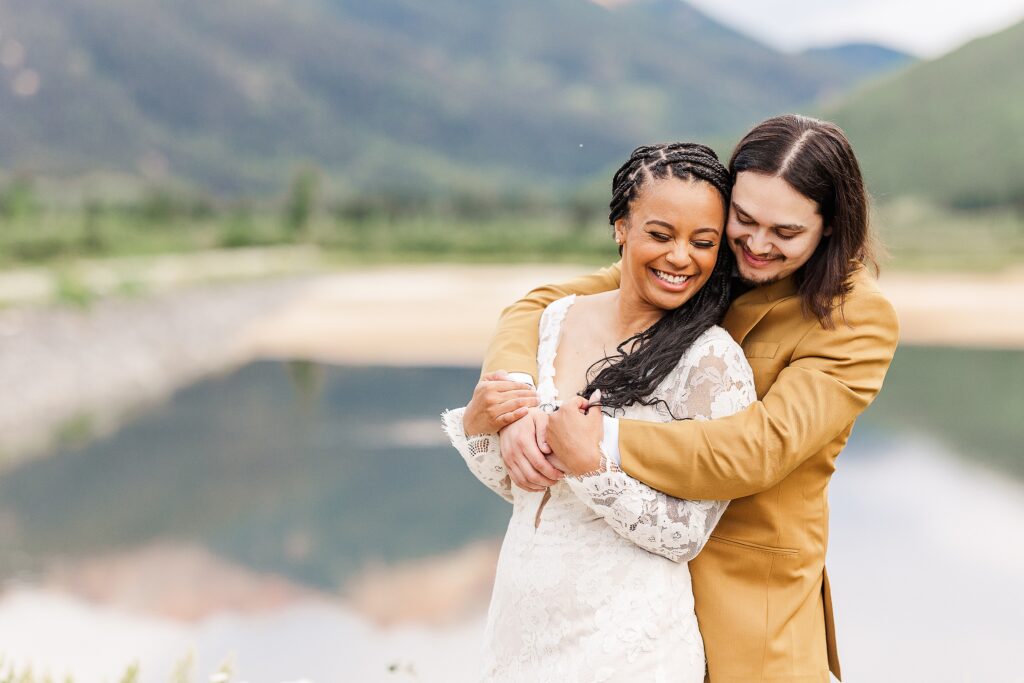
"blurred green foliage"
0,172,621,268
872,199,1024,271
0,171,1019,272
284,166,321,241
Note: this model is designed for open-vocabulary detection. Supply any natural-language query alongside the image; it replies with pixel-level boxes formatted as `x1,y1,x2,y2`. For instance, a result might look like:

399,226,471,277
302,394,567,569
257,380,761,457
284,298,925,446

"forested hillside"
0,0,895,195
825,19,1024,209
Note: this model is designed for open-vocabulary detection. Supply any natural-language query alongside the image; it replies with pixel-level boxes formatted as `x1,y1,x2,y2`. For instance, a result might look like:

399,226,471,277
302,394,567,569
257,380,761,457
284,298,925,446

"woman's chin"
642,288,694,312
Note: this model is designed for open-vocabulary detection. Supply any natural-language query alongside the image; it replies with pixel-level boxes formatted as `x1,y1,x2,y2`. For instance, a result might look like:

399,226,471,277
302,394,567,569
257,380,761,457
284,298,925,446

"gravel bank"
0,277,313,466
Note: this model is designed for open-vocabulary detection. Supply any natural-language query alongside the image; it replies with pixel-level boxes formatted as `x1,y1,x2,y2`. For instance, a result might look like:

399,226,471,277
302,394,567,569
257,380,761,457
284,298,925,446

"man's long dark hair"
579,142,733,415
729,114,879,327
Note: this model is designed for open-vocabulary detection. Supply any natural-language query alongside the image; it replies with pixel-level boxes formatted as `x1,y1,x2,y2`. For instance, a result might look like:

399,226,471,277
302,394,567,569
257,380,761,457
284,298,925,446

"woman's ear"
614,218,628,246
823,223,833,237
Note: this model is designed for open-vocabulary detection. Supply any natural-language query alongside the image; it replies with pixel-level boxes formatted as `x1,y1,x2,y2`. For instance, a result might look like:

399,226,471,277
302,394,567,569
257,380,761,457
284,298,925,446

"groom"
479,116,898,682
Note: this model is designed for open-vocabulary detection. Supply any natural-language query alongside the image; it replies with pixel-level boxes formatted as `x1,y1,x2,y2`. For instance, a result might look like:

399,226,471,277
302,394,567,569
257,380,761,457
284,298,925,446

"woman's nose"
666,242,693,267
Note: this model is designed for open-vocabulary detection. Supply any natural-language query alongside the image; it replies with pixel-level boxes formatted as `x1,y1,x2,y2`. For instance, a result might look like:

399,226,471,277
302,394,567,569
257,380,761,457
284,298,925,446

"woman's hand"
499,408,563,491
463,370,540,436
546,392,604,476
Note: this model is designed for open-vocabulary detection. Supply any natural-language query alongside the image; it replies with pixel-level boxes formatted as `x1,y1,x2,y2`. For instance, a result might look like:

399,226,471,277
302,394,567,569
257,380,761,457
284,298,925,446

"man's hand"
499,408,563,491
546,392,604,476
463,370,539,435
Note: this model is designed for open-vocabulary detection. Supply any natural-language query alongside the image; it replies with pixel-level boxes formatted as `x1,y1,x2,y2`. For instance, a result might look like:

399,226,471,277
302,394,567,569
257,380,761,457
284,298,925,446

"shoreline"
242,264,1024,366
2,263,1022,465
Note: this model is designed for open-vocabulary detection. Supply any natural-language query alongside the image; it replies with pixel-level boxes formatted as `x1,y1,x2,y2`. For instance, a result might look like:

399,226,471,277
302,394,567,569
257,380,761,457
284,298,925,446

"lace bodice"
442,295,756,681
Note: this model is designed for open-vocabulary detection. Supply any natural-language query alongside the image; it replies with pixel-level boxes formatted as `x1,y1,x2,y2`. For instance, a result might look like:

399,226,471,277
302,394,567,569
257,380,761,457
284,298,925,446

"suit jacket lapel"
723,275,799,344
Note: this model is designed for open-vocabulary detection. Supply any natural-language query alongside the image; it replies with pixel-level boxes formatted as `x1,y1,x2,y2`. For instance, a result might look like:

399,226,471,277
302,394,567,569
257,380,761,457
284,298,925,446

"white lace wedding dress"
443,295,755,682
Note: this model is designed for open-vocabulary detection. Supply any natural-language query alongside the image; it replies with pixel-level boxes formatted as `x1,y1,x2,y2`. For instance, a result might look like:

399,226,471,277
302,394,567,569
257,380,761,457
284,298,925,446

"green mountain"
0,0,904,196
823,20,1024,209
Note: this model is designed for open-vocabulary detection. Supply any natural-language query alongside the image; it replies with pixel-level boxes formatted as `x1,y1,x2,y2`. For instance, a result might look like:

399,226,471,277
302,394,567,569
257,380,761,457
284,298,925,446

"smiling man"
476,115,899,682
730,171,831,284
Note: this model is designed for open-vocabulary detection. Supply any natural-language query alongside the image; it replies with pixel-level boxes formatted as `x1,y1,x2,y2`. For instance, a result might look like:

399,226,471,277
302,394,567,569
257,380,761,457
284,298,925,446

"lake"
0,347,1021,682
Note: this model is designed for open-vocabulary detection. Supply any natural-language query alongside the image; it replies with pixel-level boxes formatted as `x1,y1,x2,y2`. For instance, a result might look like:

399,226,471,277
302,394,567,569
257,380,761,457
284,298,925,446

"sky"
683,0,1024,57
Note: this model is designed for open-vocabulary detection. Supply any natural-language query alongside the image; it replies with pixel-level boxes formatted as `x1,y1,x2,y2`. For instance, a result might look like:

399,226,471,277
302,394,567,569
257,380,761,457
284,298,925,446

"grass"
0,197,1020,283
873,198,1024,271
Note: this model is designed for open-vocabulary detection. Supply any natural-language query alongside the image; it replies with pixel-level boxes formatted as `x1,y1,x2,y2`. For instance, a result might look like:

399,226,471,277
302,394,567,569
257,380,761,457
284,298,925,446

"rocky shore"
0,276,313,467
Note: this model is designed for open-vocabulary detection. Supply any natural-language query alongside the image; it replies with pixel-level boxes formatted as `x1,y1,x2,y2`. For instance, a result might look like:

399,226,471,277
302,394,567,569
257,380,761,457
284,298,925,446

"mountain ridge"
0,0,913,196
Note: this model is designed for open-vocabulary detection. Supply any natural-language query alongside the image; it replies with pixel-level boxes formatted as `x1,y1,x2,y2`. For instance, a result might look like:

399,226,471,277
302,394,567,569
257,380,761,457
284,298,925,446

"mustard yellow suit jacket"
482,262,899,683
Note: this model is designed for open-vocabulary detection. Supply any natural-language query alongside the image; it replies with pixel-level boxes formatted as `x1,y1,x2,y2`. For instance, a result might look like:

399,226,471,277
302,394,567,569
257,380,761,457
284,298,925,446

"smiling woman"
614,178,724,312
442,142,758,681
579,143,736,413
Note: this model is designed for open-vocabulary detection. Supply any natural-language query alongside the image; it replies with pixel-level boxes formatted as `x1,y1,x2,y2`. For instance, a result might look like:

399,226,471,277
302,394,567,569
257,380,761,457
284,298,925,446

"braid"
609,142,731,226
583,142,734,416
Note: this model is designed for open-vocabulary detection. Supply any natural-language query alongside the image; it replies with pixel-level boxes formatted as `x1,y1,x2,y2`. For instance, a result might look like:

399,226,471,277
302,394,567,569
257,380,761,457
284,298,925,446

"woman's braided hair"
580,142,735,415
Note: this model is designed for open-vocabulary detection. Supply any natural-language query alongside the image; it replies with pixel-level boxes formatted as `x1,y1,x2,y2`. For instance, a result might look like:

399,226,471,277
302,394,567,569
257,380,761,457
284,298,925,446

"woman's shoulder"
677,325,752,379
662,325,749,381
688,324,744,359
654,325,754,415
542,290,614,331
539,294,577,329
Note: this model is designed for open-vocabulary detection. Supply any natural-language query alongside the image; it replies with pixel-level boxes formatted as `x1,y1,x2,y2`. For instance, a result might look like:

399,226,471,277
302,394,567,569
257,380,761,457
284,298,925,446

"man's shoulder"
841,263,898,324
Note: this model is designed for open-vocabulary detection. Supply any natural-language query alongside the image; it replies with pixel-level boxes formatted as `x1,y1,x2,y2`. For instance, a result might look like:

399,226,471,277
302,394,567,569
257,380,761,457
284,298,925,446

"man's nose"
746,228,772,255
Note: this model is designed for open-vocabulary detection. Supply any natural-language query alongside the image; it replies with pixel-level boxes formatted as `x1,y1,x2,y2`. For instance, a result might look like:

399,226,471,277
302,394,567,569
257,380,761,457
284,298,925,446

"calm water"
0,347,1021,682
0,363,509,588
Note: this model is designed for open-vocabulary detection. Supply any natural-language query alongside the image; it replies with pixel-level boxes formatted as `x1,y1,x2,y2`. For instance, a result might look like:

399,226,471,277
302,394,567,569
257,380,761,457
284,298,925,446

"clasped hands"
463,371,604,491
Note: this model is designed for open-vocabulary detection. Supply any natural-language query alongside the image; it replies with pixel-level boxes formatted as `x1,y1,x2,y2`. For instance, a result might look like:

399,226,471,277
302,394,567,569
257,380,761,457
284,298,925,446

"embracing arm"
482,263,621,381
564,332,755,562
565,463,729,562
620,287,900,500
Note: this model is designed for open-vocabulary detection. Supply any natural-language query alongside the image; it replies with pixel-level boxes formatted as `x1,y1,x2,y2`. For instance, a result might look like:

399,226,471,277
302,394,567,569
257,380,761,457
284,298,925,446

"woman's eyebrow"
692,226,721,236
645,220,676,230
732,201,806,231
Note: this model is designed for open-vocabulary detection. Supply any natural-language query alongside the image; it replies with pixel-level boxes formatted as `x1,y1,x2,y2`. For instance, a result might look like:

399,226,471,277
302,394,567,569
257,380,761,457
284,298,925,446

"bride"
442,143,755,682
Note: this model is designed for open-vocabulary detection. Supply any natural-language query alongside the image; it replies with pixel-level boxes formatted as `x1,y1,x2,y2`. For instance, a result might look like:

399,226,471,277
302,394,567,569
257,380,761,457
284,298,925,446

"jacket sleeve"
481,263,621,381
619,287,900,500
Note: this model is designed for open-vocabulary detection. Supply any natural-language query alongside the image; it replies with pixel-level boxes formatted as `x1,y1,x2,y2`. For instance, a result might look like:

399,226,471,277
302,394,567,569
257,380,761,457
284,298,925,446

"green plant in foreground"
53,271,96,309
0,652,242,683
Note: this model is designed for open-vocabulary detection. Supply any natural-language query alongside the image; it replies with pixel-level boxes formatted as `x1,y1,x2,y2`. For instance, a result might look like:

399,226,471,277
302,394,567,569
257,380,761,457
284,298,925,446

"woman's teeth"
654,269,689,285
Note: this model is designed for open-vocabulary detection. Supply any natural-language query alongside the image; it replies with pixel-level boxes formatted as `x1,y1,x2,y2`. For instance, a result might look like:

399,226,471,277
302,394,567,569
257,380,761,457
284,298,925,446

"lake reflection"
0,364,508,590
0,347,1021,682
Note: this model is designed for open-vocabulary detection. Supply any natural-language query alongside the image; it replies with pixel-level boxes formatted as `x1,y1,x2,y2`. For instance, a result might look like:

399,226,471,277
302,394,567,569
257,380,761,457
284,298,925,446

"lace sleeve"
564,461,729,562
666,328,757,422
564,329,756,562
441,407,513,504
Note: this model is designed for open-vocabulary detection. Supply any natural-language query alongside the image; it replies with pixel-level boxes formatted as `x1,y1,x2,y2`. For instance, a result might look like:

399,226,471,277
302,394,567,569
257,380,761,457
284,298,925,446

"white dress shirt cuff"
506,372,536,388
600,415,621,467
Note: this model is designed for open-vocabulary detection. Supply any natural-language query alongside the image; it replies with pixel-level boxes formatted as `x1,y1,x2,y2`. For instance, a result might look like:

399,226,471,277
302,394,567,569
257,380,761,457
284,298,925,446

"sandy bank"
245,264,1024,366
2,263,1020,465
